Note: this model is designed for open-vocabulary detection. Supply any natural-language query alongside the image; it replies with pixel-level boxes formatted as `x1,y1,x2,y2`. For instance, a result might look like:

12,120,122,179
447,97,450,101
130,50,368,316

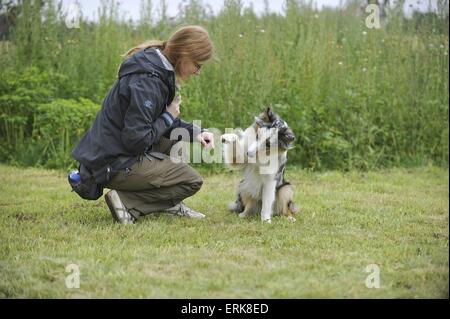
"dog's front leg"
261,179,277,223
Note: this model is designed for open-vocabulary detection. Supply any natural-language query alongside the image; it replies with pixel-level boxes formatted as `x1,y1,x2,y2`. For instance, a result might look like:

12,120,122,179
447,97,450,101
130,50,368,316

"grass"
0,163,448,298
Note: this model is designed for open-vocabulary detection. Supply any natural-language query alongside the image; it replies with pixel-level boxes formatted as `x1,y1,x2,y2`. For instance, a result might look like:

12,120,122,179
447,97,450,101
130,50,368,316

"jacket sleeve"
163,118,205,142
121,75,174,154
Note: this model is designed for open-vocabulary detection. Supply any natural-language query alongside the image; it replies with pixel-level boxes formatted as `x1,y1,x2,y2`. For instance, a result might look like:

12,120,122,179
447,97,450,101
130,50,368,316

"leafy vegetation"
0,0,448,171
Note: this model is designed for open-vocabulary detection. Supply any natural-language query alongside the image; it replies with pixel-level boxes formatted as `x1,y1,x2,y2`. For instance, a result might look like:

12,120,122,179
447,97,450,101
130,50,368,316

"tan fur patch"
276,184,295,216
241,193,259,216
258,111,270,123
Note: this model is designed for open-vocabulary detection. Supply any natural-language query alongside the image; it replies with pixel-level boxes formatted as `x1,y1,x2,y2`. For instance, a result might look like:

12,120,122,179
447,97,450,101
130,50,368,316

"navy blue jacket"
72,48,200,184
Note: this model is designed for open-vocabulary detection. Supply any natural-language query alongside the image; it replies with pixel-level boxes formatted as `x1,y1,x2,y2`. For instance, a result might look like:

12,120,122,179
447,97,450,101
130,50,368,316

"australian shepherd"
220,107,299,223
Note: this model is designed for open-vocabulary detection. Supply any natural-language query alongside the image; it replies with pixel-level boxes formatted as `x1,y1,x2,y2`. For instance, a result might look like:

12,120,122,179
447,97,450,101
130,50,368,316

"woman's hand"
196,131,215,150
166,95,181,119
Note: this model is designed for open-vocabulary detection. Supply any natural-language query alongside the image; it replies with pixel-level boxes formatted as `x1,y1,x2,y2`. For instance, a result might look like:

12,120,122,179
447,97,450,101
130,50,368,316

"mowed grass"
0,163,448,298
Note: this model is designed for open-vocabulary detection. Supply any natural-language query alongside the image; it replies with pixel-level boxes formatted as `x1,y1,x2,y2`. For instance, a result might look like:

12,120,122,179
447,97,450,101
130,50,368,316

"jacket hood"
118,48,175,85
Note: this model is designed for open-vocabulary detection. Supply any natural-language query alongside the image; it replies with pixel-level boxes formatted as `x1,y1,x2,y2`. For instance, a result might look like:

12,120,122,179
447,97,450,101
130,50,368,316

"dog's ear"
266,107,274,121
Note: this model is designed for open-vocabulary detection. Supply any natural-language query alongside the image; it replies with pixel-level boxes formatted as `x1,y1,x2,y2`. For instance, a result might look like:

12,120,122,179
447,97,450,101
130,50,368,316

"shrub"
33,98,99,169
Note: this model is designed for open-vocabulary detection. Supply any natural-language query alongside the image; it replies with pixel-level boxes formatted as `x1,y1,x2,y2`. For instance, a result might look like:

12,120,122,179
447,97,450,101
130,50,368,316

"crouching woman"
72,25,215,224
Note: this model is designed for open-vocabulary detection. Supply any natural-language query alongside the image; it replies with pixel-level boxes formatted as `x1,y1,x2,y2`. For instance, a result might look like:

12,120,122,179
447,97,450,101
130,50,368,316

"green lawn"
0,164,448,298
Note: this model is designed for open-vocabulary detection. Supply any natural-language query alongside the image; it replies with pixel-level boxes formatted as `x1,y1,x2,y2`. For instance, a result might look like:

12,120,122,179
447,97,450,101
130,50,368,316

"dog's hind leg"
276,184,299,222
287,201,299,222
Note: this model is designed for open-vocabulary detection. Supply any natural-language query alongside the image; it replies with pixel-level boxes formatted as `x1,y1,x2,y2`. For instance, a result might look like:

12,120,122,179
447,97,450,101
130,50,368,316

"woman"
72,25,215,224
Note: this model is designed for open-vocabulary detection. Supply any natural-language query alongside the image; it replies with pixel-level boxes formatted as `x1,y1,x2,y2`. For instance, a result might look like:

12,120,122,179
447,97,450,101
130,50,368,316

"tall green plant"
1,0,448,170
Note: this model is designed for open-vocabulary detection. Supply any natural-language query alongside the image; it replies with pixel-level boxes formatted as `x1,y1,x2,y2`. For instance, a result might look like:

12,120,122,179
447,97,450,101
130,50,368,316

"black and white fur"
221,107,298,223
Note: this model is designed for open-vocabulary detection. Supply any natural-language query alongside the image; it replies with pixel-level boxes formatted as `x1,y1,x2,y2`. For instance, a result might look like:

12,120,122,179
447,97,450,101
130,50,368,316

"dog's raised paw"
262,218,272,224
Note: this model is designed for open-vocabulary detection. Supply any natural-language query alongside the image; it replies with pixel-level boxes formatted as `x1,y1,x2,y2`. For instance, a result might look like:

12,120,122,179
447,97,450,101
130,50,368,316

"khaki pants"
104,138,203,218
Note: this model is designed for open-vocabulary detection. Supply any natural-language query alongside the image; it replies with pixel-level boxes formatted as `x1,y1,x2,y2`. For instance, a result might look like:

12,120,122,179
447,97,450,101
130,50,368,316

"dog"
220,107,299,223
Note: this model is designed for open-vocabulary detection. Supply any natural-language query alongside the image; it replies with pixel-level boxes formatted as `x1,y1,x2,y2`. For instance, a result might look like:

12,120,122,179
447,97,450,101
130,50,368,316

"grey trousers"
104,138,203,218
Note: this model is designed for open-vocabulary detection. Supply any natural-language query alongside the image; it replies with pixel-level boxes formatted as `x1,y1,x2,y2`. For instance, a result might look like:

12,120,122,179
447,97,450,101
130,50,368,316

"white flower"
362,67,367,72
338,61,343,66
239,34,243,38
440,44,445,49
260,29,265,33
362,31,367,36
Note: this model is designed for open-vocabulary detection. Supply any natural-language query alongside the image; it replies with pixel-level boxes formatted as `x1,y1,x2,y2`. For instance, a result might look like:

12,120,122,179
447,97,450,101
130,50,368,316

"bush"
33,98,99,169
0,92,99,168
0,0,448,171
0,66,73,146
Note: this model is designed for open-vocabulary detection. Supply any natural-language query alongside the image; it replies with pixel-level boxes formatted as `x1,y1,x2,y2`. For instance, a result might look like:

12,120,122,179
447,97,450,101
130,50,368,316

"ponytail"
121,40,167,59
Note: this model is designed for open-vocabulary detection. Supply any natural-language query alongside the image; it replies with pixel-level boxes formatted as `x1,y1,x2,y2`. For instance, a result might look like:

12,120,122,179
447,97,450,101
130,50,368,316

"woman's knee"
190,178,203,193
185,166,203,193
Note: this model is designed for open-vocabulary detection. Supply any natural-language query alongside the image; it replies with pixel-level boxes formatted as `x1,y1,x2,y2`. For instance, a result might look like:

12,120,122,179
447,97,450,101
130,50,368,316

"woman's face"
179,58,203,81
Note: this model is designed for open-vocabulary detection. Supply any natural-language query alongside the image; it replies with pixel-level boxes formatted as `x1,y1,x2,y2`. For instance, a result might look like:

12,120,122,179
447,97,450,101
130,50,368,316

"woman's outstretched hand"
196,131,215,150
166,95,181,119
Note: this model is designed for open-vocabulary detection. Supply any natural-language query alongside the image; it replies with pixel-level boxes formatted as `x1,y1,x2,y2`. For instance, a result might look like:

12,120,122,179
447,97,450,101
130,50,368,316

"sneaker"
164,202,205,219
105,190,136,224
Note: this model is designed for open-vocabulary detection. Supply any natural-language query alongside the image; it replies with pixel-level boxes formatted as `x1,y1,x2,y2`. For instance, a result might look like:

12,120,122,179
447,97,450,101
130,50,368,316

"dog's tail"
228,198,244,213
228,192,244,213
228,201,245,213
228,201,240,212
